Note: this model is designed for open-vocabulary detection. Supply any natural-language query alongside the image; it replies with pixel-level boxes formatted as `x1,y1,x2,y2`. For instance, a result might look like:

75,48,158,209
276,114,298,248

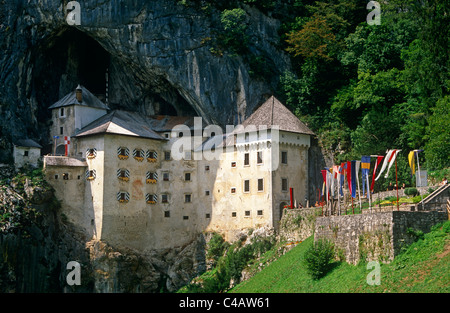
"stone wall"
315,211,448,265
278,208,320,242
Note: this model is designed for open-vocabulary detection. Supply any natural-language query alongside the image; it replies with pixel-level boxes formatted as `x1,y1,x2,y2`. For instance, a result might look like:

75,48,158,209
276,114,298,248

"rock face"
0,170,207,292
0,0,291,160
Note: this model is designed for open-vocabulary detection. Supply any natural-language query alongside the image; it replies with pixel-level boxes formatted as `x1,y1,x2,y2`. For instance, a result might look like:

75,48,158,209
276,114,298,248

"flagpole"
416,151,424,210
395,157,399,211
338,173,341,216
367,174,372,213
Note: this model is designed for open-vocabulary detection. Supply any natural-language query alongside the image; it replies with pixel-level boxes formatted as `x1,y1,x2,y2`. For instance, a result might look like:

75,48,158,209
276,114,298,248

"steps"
416,183,450,212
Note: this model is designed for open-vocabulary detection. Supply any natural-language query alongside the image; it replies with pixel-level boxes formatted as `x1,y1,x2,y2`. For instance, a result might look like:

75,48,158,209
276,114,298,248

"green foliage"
219,8,248,54
404,187,419,196
425,96,450,169
303,239,335,280
232,221,450,293
207,233,229,267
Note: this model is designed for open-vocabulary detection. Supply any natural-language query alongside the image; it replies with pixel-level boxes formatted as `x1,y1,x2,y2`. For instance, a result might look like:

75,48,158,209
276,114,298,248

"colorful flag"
371,155,384,191
64,136,71,156
375,149,398,181
361,156,371,198
340,163,346,196
346,161,352,196
351,160,357,198
408,149,424,177
384,149,400,179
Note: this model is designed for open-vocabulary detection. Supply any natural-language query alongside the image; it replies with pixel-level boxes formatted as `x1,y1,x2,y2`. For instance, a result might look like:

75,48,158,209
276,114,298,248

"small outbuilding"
13,139,42,168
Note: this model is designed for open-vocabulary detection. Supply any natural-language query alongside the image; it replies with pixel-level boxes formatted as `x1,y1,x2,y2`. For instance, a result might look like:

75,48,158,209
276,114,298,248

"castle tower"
48,85,109,156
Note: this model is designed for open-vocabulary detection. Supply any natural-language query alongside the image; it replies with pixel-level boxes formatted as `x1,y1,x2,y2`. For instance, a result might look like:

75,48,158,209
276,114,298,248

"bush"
404,187,419,196
207,233,228,267
304,239,335,280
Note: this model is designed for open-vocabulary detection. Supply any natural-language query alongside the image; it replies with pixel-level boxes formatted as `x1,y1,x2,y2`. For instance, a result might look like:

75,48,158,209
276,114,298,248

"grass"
230,221,450,293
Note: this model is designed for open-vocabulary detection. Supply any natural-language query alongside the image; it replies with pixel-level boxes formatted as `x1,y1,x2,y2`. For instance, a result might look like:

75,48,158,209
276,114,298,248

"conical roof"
241,96,315,135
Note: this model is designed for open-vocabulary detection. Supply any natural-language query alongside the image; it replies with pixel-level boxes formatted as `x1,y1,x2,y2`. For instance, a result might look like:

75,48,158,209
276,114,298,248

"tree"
425,96,450,170
285,14,337,62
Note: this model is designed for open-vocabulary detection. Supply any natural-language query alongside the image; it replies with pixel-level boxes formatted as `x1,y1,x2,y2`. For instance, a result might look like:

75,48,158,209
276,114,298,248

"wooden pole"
395,157,399,211
416,152,424,210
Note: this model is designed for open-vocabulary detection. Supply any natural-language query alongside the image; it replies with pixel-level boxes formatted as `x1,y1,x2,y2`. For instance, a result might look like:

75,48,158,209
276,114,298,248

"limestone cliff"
0,167,206,292
0,0,291,161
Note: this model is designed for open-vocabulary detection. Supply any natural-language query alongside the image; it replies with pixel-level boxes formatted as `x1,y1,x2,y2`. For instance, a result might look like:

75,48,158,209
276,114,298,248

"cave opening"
33,26,198,142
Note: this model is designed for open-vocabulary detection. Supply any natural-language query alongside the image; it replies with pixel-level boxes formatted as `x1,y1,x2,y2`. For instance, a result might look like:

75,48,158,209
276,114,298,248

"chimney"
75,85,82,102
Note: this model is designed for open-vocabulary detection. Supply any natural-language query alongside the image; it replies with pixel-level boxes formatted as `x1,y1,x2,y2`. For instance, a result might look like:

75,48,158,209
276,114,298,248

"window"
163,172,169,181
244,153,249,166
282,178,288,192
23,150,29,157
231,187,236,194
63,173,69,180
245,211,250,217
164,151,171,161
146,150,157,162
133,149,144,161
205,165,210,171
164,211,170,218
183,216,189,220
257,210,263,216
54,174,59,180
161,194,169,203
86,148,97,159
184,172,191,181
257,151,263,164
117,169,130,182
185,194,191,203
232,212,237,217
205,213,211,219
60,127,63,135
258,178,264,192
146,194,157,204
281,151,288,164
77,175,81,180
205,190,210,196
146,172,157,184
231,161,236,168
244,180,250,193
117,191,130,203
165,133,170,139
60,108,65,117
117,147,129,160
86,170,96,181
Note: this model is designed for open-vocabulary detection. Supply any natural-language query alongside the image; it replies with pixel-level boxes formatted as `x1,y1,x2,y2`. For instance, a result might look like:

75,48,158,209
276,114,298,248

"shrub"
404,187,419,196
207,233,228,267
304,239,335,280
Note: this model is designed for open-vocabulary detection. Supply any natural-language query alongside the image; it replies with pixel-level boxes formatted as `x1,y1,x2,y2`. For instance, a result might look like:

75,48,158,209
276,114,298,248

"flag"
408,149,424,177
321,170,327,200
347,161,352,196
384,149,400,179
351,160,357,198
64,136,71,156
371,155,384,191
361,156,371,198
375,149,399,181
340,163,346,196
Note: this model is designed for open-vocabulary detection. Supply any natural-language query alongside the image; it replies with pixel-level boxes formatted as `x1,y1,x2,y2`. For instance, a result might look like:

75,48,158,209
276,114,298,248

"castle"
43,85,314,251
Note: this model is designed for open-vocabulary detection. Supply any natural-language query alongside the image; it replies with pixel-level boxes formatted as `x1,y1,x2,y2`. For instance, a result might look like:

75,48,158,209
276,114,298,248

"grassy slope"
230,221,450,293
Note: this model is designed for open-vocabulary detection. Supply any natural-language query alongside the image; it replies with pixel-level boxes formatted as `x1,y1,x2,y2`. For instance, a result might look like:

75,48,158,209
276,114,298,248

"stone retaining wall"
314,211,448,265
